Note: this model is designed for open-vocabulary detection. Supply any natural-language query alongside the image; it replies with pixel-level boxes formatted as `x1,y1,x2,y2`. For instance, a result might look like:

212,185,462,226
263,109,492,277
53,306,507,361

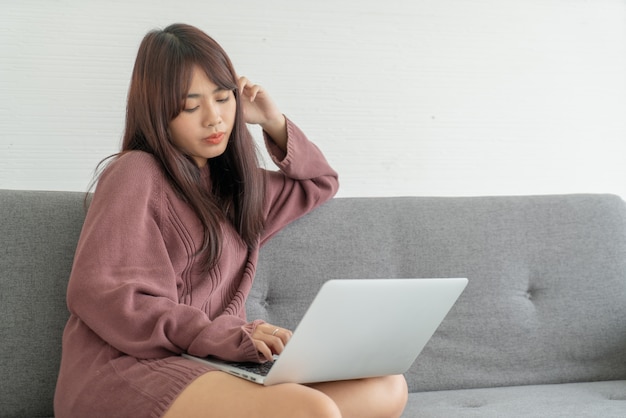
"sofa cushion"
2,190,625,417
251,194,626,392
403,380,626,417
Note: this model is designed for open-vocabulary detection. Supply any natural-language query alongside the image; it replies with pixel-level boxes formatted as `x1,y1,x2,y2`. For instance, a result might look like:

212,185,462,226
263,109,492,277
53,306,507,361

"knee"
285,383,342,418
299,388,342,418
376,374,409,418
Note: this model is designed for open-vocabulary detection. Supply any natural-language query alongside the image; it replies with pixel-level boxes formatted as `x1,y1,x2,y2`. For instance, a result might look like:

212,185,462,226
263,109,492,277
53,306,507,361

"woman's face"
168,65,236,167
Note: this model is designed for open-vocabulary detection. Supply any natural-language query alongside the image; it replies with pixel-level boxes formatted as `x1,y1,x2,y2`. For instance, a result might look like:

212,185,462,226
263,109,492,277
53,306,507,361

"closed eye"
183,106,199,113
216,93,231,103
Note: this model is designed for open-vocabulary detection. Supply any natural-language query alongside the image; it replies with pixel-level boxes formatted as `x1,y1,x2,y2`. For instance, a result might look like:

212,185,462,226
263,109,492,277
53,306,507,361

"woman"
54,23,408,417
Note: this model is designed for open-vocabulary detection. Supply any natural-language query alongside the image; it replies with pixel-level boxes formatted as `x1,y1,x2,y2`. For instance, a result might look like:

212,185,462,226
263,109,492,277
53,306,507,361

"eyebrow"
186,88,230,99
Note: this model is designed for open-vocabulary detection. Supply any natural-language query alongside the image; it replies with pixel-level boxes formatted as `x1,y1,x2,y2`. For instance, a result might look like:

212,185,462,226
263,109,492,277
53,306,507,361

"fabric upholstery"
1,190,84,417
2,190,625,417
403,380,626,417
251,195,626,392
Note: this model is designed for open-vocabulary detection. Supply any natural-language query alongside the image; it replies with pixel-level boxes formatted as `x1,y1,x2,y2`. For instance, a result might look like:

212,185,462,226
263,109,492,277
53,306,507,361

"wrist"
260,114,286,134
261,114,288,151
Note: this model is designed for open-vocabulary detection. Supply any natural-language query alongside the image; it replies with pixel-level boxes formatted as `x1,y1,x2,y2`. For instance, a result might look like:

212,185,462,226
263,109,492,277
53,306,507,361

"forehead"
186,66,222,95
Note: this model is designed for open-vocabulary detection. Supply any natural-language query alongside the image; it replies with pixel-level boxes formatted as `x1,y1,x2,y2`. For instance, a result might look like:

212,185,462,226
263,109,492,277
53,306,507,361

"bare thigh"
163,372,408,418
163,371,341,418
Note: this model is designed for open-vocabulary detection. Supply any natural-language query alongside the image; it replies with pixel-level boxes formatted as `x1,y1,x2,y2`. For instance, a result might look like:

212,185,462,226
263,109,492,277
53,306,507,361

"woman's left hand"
251,322,293,362
237,77,287,149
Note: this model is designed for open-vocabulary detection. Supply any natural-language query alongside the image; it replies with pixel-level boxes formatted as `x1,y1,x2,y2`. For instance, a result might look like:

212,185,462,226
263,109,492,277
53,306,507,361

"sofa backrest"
2,190,626,417
250,194,626,392
1,190,84,417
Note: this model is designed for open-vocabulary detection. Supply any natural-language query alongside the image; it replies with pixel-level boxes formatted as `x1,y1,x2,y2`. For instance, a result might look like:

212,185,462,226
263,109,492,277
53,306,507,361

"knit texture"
54,119,338,418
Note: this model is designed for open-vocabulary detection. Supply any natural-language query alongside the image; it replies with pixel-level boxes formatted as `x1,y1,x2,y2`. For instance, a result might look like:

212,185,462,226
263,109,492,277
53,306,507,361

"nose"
203,102,222,127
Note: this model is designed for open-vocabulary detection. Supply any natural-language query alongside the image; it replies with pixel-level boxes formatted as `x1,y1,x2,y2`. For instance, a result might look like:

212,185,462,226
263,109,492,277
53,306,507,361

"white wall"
1,0,625,198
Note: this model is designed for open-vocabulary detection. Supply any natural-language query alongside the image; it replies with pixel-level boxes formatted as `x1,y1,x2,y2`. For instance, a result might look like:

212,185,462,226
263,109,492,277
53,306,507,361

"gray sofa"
1,189,626,417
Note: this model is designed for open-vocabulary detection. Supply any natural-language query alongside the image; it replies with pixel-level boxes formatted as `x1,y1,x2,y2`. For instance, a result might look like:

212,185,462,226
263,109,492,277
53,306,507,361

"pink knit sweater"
54,119,338,417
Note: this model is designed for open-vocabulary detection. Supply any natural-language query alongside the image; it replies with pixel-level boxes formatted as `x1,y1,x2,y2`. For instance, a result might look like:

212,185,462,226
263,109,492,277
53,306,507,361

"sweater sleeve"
260,117,339,245
66,152,259,361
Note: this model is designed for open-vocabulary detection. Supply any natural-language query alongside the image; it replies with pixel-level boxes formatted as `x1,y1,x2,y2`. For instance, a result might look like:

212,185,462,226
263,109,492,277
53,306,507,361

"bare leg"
163,371,341,418
164,371,408,418
309,374,408,418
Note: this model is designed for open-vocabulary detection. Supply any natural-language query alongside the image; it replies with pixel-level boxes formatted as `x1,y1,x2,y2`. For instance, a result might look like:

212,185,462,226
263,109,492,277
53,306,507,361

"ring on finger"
271,328,280,336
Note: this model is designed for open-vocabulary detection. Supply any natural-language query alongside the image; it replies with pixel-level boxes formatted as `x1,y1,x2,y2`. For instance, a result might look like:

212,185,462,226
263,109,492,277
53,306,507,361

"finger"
242,84,261,102
248,85,261,102
264,332,286,355
271,328,293,345
255,325,290,354
253,340,274,362
261,324,292,344
237,76,249,95
237,77,263,101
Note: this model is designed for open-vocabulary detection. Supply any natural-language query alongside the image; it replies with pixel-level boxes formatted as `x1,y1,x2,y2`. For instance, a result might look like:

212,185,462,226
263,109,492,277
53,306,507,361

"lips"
204,132,225,145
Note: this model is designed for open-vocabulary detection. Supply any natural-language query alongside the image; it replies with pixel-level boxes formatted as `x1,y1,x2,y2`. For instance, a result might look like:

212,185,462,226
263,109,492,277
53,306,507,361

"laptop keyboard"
228,360,275,376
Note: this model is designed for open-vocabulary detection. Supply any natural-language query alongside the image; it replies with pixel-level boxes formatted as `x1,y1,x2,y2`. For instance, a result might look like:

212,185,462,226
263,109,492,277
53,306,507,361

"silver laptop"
183,278,468,385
